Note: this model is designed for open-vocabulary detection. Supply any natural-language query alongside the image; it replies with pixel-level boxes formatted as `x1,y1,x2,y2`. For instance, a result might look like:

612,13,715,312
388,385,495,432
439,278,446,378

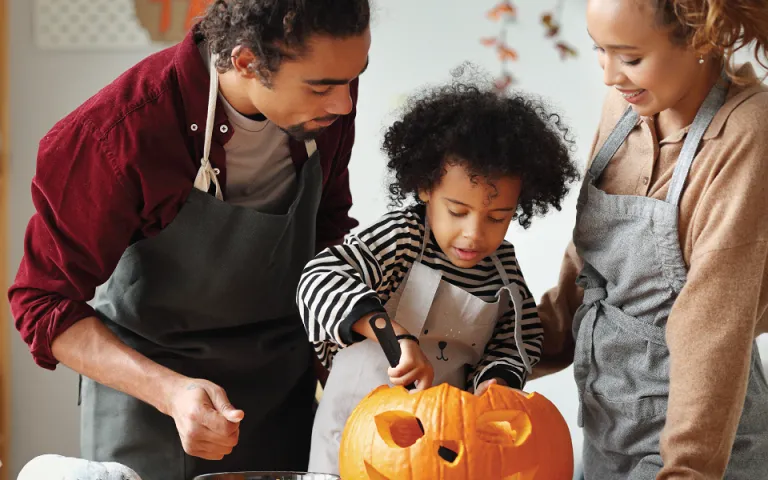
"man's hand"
167,379,245,460
388,339,434,391
475,377,523,396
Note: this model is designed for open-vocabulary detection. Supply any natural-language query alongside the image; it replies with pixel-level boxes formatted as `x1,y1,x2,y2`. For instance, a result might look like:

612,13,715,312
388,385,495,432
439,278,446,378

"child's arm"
297,209,422,364
470,247,543,391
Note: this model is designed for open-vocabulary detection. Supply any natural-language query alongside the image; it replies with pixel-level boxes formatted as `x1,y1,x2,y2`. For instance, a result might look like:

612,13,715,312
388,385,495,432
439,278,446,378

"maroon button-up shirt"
9,30,359,370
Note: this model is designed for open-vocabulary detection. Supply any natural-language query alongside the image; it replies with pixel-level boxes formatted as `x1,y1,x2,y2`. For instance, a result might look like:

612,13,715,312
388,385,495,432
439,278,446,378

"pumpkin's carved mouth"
364,462,538,479
363,461,390,480
502,466,539,480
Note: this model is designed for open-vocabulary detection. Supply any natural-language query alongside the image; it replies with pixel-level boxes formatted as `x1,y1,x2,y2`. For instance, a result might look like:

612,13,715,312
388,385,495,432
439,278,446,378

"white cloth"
17,454,142,480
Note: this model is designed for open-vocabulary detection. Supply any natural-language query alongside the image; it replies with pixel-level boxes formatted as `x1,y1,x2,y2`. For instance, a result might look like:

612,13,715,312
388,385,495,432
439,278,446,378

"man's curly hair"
198,0,370,85
383,82,580,229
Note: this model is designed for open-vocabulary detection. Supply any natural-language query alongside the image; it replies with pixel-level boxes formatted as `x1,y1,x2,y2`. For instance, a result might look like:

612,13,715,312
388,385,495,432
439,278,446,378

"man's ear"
230,46,261,80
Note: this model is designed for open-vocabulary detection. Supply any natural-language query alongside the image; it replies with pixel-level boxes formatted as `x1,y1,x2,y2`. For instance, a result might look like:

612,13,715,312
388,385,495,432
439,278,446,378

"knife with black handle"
369,312,416,391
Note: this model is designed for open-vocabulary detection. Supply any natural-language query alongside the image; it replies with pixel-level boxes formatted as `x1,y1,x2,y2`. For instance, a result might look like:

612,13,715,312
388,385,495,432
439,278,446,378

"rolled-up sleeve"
8,117,141,369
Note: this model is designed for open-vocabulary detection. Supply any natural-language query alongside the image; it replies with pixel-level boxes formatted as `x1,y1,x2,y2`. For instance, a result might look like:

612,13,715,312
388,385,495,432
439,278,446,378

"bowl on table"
193,472,339,480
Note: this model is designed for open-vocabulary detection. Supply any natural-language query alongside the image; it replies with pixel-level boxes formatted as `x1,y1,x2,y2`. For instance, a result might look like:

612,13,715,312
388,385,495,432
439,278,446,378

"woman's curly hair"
383,82,580,229
198,0,370,85
653,0,768,81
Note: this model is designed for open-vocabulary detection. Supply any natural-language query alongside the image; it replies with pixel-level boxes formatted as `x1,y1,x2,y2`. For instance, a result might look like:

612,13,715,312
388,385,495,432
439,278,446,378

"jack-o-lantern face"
339,383,573,480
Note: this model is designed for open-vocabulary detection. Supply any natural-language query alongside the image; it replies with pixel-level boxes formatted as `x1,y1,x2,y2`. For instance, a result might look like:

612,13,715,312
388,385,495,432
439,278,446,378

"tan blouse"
538,63,768,479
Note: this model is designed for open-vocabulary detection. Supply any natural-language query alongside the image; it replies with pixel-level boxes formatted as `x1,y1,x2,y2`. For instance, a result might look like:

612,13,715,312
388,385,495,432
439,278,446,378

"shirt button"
190,123,198,132
220,125,229,133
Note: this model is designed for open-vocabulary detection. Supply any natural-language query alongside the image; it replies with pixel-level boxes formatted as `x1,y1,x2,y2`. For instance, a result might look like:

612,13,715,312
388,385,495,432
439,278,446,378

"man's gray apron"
573,74,768,479
308,218,532,475
80,53,322,480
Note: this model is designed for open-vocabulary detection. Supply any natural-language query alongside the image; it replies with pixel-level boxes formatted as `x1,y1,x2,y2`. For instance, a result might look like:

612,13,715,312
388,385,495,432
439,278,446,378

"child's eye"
592,44,604,54
621,57,642,66
448,210,467,218
488,216,505,224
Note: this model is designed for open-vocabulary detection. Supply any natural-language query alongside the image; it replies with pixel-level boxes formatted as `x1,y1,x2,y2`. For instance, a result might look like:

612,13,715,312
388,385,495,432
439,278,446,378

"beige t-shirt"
217,95,297,213
538,63,768,478
198,42,297,214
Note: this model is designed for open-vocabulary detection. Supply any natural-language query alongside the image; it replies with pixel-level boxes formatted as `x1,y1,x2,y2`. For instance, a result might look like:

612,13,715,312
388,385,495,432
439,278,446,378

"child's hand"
475,377,523,396
388,339,434,391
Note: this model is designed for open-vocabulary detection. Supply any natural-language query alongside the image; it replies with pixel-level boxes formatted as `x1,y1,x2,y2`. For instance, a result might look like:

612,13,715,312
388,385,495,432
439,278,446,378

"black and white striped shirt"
297,206,543,388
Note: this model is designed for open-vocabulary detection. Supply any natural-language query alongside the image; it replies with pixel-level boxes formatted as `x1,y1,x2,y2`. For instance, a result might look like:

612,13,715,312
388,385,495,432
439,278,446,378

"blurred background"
0,1,765,479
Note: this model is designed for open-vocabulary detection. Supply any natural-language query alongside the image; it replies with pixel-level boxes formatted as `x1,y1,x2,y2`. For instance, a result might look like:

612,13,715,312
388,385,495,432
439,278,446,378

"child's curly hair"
383,82,580,229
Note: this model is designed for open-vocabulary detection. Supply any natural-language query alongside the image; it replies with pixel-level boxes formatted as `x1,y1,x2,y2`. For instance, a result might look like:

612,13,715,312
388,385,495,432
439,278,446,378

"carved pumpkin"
339,383,573,480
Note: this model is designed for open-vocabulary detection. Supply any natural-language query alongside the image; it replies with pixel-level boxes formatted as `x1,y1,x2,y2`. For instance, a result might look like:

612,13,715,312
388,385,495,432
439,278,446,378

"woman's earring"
699,55,705,64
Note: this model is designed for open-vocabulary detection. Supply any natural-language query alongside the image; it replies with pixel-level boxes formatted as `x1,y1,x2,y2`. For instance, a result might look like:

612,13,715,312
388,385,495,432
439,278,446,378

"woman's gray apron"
80,53,322,480
573,74,768,479
308,218,531,474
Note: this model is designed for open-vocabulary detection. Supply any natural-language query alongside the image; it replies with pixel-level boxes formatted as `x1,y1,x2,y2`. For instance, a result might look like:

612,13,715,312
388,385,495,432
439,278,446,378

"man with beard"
8,1,371,479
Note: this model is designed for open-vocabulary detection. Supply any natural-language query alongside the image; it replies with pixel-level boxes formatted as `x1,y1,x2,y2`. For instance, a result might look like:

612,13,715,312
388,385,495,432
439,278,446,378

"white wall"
5,0,766,478
6,1,164,478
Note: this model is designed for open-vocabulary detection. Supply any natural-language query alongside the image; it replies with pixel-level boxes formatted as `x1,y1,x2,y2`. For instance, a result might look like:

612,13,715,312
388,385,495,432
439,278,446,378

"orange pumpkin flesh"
339,383,573,480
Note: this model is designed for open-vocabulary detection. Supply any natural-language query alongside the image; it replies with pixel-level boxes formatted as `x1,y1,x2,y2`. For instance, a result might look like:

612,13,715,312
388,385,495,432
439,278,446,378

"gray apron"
308,218,531,475
80,53,322,480
573,75,768,479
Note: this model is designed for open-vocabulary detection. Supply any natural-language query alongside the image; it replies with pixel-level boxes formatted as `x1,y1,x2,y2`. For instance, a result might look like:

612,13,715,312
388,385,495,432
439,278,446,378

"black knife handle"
369,312,416,390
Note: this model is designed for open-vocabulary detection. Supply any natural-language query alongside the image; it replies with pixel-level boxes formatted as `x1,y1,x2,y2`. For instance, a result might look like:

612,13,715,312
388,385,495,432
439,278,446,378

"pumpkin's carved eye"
476,410,532,447
374,410,425,448
437,440,463,465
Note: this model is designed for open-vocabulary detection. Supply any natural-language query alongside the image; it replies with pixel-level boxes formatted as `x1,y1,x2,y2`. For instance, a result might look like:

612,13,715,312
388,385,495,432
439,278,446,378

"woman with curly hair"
538,0,768,478
297,82,579,474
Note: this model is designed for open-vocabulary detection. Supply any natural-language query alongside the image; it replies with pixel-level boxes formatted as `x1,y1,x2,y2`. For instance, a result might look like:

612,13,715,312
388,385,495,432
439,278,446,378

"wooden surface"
0,0,10,476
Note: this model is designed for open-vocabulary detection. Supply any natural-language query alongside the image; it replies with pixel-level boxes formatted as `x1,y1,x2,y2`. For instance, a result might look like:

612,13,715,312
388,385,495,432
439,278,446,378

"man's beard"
280,115,340,142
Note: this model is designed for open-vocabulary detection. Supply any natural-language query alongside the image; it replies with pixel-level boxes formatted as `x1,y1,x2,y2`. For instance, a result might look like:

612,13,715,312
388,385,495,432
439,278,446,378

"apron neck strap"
193,53,318,202
491,252,532,374
193,52,224,201
419,214,431,261
588,106,638,181
665,70,730,206
304,139,318,158
491,255,509,286
589,69,730,208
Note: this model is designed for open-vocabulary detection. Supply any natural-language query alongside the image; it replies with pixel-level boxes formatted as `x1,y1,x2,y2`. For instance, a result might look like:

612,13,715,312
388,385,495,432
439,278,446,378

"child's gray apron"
308,219,532,474
573,75,768,479
81,53,322,480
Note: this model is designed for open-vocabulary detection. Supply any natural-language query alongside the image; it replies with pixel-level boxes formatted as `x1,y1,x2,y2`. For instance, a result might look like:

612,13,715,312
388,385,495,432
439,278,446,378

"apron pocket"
581,390,666,466
587,303,669,421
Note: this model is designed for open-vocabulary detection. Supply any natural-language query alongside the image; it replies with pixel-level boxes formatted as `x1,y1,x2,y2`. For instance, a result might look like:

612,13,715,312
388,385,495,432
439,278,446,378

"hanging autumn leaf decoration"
482,0,578,93
136,0,212,43
540,0,578,60
481,0,518,92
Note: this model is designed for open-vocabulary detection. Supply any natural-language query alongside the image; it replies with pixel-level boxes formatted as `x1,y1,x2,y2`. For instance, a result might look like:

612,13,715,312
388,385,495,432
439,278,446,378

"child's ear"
418,190,431,203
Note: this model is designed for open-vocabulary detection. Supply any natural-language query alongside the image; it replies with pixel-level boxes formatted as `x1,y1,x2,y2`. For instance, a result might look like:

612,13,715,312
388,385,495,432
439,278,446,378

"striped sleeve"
297,209,423,365
471,244,543,390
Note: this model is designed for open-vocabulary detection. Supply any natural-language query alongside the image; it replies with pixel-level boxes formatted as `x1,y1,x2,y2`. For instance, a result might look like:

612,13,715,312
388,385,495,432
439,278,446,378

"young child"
297,81,579,474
